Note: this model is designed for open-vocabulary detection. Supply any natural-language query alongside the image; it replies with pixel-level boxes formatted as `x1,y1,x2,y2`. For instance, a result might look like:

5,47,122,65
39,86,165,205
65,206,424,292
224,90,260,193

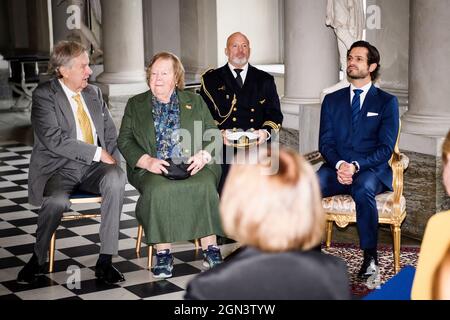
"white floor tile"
144,291,185,300
0,221,15,230
0,152,18,158
0,247,14,258
51,236,94,249
1,210,37,221
4,159,30,166
0,181,17,189
67,224,100,236
7,146,33,152
167,274,197,290
80,287,141,300
121,203,136,213
2,173,28,181
0,199,17,207
0,266,23,282
0,284,11,296
1,190,29,199
16,285,76,300
0,234,36,247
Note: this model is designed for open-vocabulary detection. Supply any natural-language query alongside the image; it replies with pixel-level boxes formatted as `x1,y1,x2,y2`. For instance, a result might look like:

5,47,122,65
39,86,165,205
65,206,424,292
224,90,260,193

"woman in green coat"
118,52,224,279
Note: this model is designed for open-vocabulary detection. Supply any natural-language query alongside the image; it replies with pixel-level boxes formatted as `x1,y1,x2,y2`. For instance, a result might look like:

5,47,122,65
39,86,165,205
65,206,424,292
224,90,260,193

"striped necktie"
351,89,363,132
72,94,94,144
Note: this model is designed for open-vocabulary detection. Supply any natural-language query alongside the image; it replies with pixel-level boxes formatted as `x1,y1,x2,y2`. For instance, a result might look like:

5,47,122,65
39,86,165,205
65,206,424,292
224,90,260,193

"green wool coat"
118,89,224,244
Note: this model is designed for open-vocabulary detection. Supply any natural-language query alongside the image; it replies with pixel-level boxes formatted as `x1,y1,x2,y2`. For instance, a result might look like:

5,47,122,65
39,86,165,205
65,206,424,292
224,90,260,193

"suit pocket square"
367,112,379,117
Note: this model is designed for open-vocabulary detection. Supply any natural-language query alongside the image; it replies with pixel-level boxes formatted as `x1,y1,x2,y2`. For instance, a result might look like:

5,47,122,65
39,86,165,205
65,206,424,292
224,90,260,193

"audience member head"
220,148,324,252
225,32,251,69
442,130,450,195
347,40,380,81
49,41,92,93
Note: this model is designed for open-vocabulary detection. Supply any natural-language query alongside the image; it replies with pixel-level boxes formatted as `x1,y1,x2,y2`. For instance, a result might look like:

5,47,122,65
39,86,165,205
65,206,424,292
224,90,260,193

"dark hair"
348,41,381,81
49,41,87,78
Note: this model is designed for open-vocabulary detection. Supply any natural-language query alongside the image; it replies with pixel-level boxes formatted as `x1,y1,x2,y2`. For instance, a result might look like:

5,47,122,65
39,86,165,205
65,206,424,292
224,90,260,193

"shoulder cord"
201,75,237,125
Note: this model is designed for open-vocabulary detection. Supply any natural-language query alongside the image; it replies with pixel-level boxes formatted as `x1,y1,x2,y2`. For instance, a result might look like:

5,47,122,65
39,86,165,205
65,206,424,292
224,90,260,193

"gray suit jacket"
28,78,120,206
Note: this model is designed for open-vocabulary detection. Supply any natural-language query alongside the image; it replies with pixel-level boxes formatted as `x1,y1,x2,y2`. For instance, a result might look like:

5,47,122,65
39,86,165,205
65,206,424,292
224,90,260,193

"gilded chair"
135,225,200,269
48,192,102,272
305,128,409,274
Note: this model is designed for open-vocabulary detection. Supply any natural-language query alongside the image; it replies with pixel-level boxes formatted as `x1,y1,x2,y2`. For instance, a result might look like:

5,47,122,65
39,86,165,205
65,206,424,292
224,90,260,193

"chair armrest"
391,153,405,219
304,150,323,164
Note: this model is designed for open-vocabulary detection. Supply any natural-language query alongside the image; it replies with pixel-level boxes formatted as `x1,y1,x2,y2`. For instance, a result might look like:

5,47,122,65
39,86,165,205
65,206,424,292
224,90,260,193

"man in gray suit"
17,41,126,284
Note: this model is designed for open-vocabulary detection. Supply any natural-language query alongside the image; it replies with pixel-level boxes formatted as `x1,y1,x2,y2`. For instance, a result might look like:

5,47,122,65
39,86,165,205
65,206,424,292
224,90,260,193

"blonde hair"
146,51,185,89
49,41,86,78
443,130,450,165
220,148,325,252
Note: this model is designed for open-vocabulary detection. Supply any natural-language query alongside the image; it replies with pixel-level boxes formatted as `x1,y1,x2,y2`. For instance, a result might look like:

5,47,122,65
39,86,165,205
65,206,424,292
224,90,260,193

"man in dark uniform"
200,32,283,192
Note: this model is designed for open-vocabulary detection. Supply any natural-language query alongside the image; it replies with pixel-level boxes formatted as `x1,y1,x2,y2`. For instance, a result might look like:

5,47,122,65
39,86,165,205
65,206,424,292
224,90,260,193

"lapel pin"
185,104,192,110
259,99,266,104
226,95,230,100
218,85,225,91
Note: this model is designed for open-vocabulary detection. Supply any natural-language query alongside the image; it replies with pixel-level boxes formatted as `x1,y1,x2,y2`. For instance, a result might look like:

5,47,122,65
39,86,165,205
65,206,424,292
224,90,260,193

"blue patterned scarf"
152,91,183,160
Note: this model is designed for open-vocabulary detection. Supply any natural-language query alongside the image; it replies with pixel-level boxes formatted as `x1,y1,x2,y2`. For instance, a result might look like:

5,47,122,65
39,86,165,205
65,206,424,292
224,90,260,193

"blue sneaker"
202,245,223,269
152,249,174,279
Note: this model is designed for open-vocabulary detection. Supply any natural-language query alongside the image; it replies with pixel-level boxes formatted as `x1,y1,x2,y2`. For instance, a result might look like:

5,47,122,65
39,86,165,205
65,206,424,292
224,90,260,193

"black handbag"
162,158,191,180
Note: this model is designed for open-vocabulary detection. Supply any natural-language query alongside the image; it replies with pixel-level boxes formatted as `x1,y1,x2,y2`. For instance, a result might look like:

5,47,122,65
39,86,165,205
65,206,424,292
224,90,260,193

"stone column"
402,0,450,137
96,0,147,130
96,0,147,90
366,0,409,116
281,0,338,153
399,0,450,239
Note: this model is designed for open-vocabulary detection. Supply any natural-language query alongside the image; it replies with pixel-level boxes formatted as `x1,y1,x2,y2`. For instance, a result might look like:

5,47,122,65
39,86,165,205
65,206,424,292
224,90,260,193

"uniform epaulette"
201,68,215,78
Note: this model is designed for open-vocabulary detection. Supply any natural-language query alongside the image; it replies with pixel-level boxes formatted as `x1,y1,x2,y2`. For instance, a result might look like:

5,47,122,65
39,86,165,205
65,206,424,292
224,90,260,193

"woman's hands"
136,154,169,175
187,150,212,176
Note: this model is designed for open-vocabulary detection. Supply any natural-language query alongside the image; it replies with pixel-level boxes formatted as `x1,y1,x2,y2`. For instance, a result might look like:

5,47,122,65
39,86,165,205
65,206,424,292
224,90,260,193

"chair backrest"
389,119,402,168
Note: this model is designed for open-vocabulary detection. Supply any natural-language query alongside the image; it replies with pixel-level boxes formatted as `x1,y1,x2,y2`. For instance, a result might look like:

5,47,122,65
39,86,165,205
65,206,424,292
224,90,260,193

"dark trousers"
34,162,126,265
317,165,387,250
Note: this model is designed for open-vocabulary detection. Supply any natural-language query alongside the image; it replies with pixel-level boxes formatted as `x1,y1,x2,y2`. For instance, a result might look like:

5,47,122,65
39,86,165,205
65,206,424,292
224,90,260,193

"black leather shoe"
17,253,45,284
357,254,379,279
95,264,125,284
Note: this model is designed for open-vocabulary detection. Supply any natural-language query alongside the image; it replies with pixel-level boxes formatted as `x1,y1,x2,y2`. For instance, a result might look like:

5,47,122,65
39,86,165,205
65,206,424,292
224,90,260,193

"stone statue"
59,0,103,63
322,0,365,100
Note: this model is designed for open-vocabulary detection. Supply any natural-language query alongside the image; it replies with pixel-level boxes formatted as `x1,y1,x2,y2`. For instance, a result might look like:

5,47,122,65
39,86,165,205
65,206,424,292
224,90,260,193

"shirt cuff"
93,147,102,162
336,160,345,170
351,161,360,173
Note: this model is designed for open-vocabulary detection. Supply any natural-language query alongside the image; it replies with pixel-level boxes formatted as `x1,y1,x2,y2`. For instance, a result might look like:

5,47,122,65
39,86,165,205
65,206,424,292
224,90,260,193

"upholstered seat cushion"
322,192,406,219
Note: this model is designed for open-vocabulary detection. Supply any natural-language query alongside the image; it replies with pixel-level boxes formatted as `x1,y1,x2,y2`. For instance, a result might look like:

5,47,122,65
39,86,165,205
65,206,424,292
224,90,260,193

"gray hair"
48,41,87,78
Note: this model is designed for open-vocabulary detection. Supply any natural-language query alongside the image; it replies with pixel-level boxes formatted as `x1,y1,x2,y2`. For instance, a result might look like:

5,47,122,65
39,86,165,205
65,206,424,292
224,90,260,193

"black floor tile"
63,278,120,295
48,258,85,273
118,247,149,260
0,256,26,269
7,217,38,227
119,219,138,229
0,205,28,214
9,197,29,204
82,232,129,244
124,280,183,298
172,249,204,263
2,275,58,293
0,227,27,238
61,218,100,228
0,294,21,300
5,243,36,256
171,263,202,277
58,244,101,258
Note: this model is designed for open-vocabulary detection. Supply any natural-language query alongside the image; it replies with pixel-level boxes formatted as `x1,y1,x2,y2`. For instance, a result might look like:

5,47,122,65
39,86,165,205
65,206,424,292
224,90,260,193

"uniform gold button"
251,108,255,112
250,119,254,123
232,117,237,122
233,108,237,111
184,149,189,153
233,128,237,132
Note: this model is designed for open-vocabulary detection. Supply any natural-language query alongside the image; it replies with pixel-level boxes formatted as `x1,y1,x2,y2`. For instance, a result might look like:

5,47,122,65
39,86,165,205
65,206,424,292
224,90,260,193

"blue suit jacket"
319,85,399,189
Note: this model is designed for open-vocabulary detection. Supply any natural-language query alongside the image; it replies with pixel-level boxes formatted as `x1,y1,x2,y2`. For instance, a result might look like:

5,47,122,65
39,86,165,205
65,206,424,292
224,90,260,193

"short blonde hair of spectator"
49,41,87,78
220,148,325,252
146,52,185,90
443,130,450,165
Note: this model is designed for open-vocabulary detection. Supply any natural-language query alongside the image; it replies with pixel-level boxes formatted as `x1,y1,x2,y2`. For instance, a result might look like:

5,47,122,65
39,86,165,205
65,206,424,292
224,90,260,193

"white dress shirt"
336,81,373,171
228,62,249,84
58,79,101,162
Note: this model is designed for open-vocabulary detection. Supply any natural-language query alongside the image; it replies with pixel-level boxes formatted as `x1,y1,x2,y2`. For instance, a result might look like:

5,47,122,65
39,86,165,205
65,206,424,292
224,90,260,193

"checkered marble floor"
0,141,239,300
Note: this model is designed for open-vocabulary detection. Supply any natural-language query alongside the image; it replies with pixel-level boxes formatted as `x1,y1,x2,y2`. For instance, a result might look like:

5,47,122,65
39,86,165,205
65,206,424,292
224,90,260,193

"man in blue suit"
318,41,399,279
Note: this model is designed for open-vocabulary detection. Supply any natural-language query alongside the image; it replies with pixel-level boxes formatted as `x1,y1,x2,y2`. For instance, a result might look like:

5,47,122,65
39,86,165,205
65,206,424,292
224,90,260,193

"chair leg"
147,245,153,270
326,221,333,248
194,239,200,250
392,224,401,274
136,224,143,257
48,232,56,273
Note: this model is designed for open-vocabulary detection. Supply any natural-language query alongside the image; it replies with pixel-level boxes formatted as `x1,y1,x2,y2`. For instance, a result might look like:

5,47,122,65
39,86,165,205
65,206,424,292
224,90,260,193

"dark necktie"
234,68,243,88
351,89,363,132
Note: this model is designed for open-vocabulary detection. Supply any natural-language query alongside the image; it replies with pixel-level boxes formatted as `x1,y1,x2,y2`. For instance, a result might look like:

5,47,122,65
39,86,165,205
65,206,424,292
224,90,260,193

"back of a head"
220,148,324,252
